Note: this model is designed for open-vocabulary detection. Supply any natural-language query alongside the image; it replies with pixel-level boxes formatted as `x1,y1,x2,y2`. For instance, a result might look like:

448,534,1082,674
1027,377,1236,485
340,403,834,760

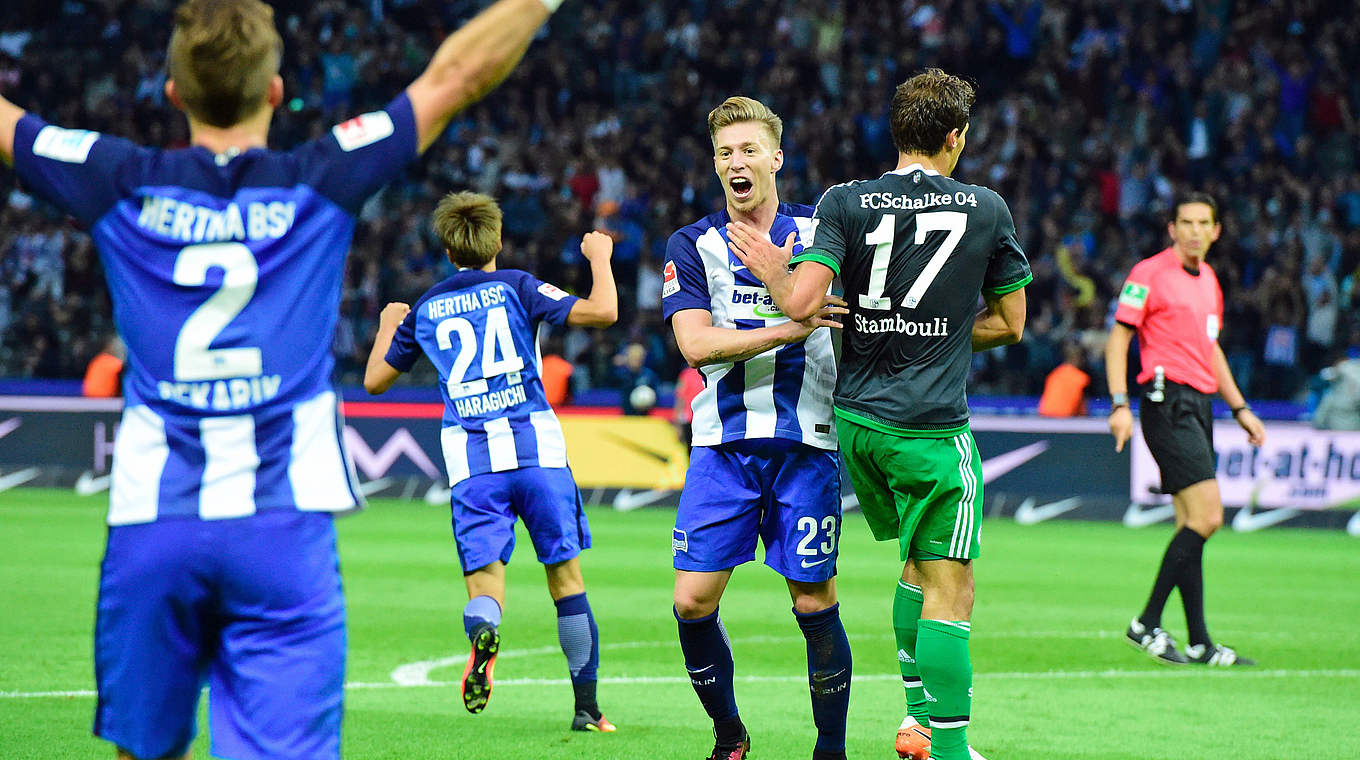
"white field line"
6,669,1359,699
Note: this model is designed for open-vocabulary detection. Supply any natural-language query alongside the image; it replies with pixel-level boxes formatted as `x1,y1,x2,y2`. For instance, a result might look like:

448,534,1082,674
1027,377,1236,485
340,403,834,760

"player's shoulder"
777,202,816,219
669,210,726,250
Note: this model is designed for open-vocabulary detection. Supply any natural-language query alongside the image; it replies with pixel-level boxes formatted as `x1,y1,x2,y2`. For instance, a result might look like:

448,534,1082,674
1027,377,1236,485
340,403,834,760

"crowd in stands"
2,0,1358,413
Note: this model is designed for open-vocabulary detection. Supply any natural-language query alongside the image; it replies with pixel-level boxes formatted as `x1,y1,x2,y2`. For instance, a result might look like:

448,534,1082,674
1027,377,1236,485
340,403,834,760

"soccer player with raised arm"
662,96,850,760
729,70,1030,760
365,192,618,730
0,0,563,757
1106,193,1265,667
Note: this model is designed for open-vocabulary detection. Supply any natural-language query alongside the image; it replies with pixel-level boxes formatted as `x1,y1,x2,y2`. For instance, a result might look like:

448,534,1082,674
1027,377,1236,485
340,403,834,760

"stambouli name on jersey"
855,314,950,336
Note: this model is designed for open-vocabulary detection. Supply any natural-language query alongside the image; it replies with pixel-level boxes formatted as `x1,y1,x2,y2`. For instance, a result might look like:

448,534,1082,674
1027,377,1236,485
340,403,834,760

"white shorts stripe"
529,409,568,468
440,426,470,485
198,415,258,519
483,417,518,472
929,718,970,729
289,391,359,512
107,405,168,526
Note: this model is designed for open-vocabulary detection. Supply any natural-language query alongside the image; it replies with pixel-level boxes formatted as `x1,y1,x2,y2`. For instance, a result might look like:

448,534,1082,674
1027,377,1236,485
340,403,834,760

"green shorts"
838,418,982,561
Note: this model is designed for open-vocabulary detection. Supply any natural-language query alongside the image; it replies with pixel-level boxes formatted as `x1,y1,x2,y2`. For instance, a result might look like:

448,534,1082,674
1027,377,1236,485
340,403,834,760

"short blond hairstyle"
707,96,783,148
432,192,503,268
168,0,283,128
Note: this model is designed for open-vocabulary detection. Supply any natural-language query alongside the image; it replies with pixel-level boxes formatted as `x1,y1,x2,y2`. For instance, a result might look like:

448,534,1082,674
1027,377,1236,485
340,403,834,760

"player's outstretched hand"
726,220,795,285
1236,408,1266,447
380,302,411,331
1109,405,1133,452
581,230,614,262
786,294,848,340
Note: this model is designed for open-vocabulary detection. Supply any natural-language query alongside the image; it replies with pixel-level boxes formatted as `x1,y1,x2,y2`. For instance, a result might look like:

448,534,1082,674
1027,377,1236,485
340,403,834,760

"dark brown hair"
889,69,976,155
1171,192,1219,224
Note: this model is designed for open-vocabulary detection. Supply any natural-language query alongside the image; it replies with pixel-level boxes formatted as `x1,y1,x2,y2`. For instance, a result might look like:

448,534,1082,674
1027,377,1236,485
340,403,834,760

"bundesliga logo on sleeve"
1119,282,1149,309
662,261,680,298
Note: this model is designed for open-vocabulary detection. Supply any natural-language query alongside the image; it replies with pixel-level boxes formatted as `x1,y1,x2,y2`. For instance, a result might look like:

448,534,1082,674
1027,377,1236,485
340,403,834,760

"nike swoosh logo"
801,557,831,568
613,488,671,511
74,471,111,496
602,434,673,465
1232,503,1300,532
980,441,1049,484
424,483,451,505
731,264,748,272
0,467,40,493
1122,502,1176,528
1013,496,1082,525
0,417,21,440
687,664,715,674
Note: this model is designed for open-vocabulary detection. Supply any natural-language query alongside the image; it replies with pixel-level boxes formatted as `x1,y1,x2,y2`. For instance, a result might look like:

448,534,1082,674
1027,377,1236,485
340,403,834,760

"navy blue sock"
463,595,501,640
676,607,739,728
555,592,600,713
794,603,852,753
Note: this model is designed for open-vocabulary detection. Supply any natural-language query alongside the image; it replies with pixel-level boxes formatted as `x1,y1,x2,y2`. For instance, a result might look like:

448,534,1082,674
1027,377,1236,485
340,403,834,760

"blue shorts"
450,466,591,572
673,440,842,582
95,510,344,760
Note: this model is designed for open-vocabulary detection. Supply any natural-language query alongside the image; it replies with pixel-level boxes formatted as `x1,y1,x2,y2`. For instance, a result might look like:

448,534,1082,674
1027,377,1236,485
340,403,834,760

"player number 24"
859,211,967,311
435,306,525,399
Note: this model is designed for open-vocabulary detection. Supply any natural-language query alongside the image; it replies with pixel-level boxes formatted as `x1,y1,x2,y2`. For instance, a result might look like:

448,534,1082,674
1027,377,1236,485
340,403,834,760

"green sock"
892,580,930,724
917,619,972,760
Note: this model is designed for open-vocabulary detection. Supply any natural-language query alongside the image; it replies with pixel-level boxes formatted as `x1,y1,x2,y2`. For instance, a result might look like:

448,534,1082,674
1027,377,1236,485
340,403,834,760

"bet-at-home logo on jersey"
1119,281,1149,309
730,285,784,319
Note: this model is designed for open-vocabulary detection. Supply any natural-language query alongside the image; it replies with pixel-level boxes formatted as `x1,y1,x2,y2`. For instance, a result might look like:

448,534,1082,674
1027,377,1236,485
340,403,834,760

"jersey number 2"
173,242,262,381
859,211,967,310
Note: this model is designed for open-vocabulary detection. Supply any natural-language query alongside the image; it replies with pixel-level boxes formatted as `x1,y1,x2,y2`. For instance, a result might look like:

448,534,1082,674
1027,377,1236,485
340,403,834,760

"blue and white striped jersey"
661,204,837,450
385,269,578,484
12,95,420,525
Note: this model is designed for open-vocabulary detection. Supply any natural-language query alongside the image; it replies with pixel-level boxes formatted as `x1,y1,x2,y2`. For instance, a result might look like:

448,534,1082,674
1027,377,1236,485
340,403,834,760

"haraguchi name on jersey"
136,196,296,243
858,190,978,210
158,374,283,411
428,284,508,318
453,383,528,418
855,313,950,336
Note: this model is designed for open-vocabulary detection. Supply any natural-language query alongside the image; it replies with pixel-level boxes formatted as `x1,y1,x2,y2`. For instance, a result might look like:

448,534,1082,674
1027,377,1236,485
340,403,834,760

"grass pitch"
2,488,1358,759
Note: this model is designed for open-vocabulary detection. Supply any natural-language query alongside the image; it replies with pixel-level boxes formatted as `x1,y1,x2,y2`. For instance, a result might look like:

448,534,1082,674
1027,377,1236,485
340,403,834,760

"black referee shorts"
1140,381,1217,495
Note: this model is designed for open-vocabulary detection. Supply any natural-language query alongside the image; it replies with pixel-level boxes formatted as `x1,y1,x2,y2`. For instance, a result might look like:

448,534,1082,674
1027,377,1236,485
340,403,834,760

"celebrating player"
365,191,618,729
729,70,1030,760
1105,193,1265,667
0,0,562,757
661,96,850,760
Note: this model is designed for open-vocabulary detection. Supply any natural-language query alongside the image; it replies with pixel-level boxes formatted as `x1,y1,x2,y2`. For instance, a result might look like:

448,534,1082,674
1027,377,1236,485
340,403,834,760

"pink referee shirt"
1113,248,1223,394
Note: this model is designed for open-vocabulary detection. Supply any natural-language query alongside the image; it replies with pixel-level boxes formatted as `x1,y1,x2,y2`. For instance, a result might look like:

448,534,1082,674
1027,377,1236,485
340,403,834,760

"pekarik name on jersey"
858,190,978,211
854,313,950,337
158,374,283,411
136,196,297,243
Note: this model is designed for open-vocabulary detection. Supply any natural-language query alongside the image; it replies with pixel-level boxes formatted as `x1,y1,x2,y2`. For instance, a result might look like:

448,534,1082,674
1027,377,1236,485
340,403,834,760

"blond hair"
432,192,503,268
707,96,783,148
168,0,283,128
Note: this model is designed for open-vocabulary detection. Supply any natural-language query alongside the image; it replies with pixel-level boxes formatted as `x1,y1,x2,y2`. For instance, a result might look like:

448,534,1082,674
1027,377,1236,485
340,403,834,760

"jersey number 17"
858,211,967,311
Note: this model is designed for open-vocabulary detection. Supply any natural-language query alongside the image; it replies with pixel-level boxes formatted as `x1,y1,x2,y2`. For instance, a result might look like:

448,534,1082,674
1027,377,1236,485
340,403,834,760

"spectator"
612,342,659,416
1313,344,1360,431
81,334,124,398
540,335,575,408
1038,341,1091,417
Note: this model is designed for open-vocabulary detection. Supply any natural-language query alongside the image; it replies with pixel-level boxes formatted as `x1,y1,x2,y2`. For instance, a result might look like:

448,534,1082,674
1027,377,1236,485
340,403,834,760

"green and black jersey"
792,165,1031,436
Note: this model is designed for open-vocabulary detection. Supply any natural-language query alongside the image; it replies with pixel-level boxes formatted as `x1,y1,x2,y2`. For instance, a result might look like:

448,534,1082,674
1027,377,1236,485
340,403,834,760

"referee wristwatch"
1231,403,1252,418
1110,393,1129,411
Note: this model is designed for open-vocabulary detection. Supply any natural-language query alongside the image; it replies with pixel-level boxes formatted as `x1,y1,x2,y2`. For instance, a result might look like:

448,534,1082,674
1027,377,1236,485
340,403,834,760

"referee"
1105,193,1265,667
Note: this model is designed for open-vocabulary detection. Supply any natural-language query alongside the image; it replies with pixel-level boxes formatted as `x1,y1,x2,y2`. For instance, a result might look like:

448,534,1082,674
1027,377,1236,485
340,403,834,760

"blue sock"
794,603,852,753
675,607,739,726
555,592,600,683
463,595,501,640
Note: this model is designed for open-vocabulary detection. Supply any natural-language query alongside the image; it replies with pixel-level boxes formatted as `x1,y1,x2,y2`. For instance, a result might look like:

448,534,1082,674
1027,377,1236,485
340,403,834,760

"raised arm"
972,288,1026,351
0,95,24,167
405,0,559,154
364,302,411,394
566,231,618,327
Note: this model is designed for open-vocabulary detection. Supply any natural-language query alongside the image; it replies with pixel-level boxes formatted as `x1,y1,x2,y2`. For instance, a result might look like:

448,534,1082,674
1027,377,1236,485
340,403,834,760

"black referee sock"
1178,531,1211,647
1139,527,1204,630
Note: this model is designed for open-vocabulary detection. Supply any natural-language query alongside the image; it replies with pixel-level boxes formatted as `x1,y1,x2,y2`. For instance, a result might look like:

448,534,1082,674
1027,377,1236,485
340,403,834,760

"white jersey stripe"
440,426,470,485
107,405,169,526
529,409,568,468
483,417,518,472
289,391,359,512
741,348,779,439
198,415,258,520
